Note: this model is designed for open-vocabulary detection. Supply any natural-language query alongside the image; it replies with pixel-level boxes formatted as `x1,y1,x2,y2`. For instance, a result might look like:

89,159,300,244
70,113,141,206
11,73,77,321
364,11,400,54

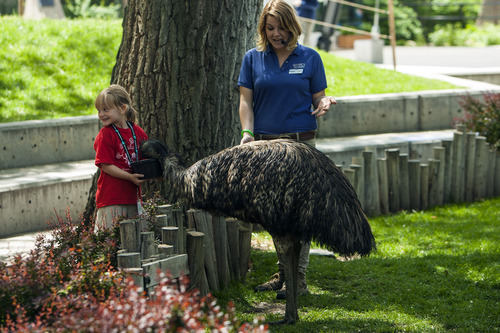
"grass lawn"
0,16,460,123
213,198,500,332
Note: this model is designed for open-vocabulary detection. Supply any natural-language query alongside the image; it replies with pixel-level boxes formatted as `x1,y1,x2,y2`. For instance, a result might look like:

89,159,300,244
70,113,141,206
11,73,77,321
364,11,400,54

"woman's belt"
254,131,316,141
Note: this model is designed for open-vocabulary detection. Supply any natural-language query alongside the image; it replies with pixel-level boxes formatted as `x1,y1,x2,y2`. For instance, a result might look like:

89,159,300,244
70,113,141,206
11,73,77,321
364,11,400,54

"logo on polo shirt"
289,63,305,74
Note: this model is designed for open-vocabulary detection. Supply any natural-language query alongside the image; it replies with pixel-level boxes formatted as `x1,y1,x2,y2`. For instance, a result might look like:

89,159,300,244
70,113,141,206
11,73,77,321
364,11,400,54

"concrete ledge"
0,160,96,237
317,88,500,138
0,115,100,169
317,130,454,167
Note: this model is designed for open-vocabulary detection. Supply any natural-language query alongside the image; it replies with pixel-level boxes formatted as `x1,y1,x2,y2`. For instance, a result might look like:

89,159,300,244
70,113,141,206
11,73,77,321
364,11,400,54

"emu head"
140,139,169,161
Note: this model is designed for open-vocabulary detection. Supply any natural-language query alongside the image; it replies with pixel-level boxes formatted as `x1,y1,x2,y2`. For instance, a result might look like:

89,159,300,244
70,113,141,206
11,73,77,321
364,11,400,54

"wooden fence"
343,125,500,216
117,206,252,295
118,125,499,293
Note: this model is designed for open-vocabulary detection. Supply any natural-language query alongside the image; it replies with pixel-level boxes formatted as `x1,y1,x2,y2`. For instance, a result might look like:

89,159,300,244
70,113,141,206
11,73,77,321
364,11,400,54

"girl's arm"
101,163,145,186
239,86,255,144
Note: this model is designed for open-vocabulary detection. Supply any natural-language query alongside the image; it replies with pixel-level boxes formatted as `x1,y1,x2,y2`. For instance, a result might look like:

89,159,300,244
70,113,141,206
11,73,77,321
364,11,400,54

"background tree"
476,0,500,25
84,0,261,221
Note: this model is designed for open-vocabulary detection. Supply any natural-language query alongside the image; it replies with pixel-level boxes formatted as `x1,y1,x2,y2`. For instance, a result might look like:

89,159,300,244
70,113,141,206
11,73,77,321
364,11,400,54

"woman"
237,0,336,299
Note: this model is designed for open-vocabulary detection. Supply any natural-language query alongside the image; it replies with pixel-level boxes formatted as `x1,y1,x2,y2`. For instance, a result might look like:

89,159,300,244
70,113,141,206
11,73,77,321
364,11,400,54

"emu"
140,139,375,325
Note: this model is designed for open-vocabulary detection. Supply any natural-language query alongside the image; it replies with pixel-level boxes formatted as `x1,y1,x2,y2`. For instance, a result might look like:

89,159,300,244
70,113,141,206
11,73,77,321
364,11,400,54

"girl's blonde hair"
95,84,138,123
256,0,302,52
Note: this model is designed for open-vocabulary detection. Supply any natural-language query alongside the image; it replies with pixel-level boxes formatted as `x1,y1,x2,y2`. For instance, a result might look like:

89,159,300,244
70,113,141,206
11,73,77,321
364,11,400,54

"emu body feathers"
141,138,375,324
141,139,375,257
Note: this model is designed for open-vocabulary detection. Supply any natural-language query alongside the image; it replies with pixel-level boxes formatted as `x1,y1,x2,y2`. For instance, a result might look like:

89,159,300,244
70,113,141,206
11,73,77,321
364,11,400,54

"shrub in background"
429,23,500,46
458,92,500,151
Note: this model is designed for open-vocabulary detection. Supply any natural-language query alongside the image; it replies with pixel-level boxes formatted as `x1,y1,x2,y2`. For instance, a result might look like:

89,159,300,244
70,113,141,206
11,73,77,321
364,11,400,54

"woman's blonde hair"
256,0,302,52
95,84,138,123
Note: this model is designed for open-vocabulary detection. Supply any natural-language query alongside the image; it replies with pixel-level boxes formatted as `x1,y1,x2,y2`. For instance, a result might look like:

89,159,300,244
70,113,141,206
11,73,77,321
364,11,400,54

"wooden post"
186,231,209,296
495,152,500,196
350,164,364,209
428,158,440,208
399,154,410,210
486,147,496,198
212,216,231,289
377,158,389,215
157,204,173,216
117,252,141,268
408,160,421,210
473,136,487,200
441,139,453,203
343,169,355,187
385,149,400,212
120,219,140,253
19,0,25,15
162,226,179,254
187,209,219,291
388,0,397,70
433,147,445,206
238,222,253,280
451,130,466,203
158,244,174,257
172,208,186,254
140,231,157,259
363,150,380,216
420,164,429,210
122,267,144,289
465,132,477,202
225,218,241,281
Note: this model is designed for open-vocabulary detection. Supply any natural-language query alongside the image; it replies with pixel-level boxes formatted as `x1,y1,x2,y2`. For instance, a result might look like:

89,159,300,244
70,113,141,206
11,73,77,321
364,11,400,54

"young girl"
93,84,148,230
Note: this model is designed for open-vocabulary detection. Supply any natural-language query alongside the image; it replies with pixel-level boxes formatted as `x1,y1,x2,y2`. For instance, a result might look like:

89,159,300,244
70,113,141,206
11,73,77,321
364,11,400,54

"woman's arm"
239,86,255,144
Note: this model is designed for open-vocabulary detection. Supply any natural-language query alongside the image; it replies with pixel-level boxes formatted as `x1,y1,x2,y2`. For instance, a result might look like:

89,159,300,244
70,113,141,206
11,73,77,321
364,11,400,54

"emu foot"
268,318,296,325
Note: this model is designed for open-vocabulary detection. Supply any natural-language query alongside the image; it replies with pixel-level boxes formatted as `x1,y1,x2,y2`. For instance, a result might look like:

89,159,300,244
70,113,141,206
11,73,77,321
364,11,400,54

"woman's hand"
240,133,255,145
311,93,337,118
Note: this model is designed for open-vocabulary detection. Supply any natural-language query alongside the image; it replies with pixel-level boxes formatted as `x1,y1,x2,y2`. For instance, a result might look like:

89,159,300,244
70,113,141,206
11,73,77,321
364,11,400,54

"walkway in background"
332,45,500,89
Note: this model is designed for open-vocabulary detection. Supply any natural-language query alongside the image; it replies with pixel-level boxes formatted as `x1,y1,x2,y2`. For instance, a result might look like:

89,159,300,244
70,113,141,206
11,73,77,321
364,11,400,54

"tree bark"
476,0,500,25
83,0,261,221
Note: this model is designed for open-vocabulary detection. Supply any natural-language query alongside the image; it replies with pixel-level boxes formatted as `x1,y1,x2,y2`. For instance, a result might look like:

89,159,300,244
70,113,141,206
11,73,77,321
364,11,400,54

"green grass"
0,16,121,122
214,198,500,332
0,16,461,123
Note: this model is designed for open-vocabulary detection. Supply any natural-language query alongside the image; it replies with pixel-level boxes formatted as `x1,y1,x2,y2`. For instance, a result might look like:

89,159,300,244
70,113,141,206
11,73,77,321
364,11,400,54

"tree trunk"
83,0,261,222
476,0,500,25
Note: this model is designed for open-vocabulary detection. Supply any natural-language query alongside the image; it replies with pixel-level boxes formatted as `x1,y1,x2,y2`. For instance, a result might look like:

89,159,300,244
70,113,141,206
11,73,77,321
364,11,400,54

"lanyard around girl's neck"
111,121,138,163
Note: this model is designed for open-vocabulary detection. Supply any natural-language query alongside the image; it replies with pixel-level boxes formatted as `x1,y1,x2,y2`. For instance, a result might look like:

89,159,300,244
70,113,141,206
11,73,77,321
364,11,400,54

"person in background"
238,0,336,299
294,0,319,47
93,84,148,231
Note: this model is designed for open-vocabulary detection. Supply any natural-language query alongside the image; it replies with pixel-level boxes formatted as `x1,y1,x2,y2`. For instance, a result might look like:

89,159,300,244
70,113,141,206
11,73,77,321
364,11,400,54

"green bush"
457,92,500,151
429,23,500,46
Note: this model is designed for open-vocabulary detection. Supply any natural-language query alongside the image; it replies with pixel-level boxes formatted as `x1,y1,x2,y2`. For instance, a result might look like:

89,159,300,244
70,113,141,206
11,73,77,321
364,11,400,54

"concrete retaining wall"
317,88,497,138
0,176,92,236
0,115,99,169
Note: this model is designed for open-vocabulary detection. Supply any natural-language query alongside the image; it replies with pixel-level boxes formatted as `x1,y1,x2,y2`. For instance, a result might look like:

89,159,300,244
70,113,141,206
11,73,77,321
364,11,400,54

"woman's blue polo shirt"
238,44,328,135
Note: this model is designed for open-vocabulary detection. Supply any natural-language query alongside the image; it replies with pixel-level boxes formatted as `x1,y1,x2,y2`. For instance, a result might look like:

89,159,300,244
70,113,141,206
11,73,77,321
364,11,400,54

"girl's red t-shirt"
94,123,148,209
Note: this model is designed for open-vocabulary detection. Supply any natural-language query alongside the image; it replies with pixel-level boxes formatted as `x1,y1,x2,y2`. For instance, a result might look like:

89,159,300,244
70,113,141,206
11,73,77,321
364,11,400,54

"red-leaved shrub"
457,92,500,151
0,207,268,332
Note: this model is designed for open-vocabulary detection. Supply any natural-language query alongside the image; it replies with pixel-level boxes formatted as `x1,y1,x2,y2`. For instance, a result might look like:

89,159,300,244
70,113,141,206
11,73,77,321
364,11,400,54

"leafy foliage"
457,92,500,151
0,208,267,332
429,23,500,46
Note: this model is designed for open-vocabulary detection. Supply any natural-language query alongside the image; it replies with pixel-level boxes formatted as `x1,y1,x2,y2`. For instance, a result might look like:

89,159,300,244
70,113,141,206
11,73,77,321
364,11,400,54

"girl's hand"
130,173,146,186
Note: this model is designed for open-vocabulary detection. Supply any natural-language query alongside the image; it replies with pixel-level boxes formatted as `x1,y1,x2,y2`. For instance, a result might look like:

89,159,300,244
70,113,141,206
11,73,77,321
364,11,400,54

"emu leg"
270,234,301,325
